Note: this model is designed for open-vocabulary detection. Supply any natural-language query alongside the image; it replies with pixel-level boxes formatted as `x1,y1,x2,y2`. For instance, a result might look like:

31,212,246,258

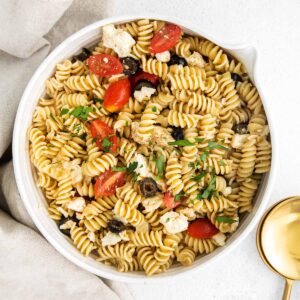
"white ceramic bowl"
13,15,277,282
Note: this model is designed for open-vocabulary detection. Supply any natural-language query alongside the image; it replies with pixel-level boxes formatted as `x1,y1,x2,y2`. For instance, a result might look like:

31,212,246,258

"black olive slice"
168,54,187,67
231,73,243,83
121,57,139,76
108,219,125,234
171,126,184,141
139,177,158,197
58,216,78,236
71,47,92,62
232,122,248,134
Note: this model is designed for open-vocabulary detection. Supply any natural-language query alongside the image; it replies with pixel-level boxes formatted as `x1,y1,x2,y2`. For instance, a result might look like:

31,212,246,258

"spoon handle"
282,278,293,300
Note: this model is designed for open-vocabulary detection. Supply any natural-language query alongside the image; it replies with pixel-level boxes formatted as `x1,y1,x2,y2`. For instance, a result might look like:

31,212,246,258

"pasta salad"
28,19,271,276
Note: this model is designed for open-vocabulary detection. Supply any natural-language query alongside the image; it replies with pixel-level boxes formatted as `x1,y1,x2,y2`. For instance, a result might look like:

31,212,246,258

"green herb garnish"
166,218,170,223
192,171,207,182
93,98,103,104
131,172,139,182
200,151,209,162
220,160,226,166
70,106,92,120
60,108,69,116
195,137,205,143
49,112,57,123
101,137,112,152
113,166,127,172
197,175,216,199
168,140,194,147
188,162,195,169
156,155,165,179
215,216,238,224
174,193,185,202
152,106,157,112
127,161,138,173
207,141,229,151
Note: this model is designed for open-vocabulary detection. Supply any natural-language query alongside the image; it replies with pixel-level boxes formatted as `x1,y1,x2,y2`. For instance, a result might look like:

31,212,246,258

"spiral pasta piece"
70,225,96,256
98,242,136,263
141,56,169,80
82,153,117,177
237,81,262,114
238,178,258,213
176,246,196,266
137,247,161,276
128,230,164,247
255,138,271,173
167,110,200,128
116,182,142,208
65,75,100,91
114,199,146,227
154,234,181,264
184,234,216,254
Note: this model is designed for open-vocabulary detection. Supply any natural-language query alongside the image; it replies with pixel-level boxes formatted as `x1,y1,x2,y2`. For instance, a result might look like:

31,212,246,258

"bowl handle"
224,45,258,83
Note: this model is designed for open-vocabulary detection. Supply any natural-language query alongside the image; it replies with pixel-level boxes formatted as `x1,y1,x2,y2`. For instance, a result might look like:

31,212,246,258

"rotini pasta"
28,19,271,276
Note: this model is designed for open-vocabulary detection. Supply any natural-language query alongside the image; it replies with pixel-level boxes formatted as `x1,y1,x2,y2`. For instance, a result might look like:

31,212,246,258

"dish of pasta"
28,19,272,276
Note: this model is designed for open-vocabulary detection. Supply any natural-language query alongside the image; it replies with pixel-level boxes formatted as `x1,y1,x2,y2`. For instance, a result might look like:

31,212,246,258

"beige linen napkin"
0,1,134,299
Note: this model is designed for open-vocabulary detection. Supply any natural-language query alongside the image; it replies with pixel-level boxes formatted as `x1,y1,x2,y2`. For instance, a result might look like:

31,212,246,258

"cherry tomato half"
163,191,181,209
103,78,131,112
187,218,219,239
149,23,182,54
89,120,118,153
87,54,123,77
130,70,160,89
94,170,126,197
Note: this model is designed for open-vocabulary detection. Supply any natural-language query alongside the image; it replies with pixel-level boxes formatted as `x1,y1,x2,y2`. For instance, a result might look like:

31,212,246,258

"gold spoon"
256,196,300,300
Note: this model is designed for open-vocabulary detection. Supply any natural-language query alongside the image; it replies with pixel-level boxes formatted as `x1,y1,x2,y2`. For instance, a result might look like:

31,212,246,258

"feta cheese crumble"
101,231,129,246
142,194,163,213
133,86,156,102
129,153,153,180
231,134,249,149
155,50,170,62
102,24,136,57
160,211,188,234
186,51,206,68
59,220,75,230
67,197,86,212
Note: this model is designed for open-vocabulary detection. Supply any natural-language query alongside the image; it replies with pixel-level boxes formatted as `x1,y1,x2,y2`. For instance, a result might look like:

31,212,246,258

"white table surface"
108,0,300,299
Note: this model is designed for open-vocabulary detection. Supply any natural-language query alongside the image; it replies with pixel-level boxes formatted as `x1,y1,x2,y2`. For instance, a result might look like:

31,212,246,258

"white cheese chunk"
70,164,83,185
212,232,226,246
133,86,156,102
101,232,122,246
155,50,170,62
142,195,163,213
57,207,69,218
102,24,136,57
87,231,96,242
186,51,206,68
101,231,129,246
223,186,232,197
113,214,128,225
59,220,75,230
67,197,86,212
160,211,188,234
231,134,249,149
129,153,151,180
152,126,174,147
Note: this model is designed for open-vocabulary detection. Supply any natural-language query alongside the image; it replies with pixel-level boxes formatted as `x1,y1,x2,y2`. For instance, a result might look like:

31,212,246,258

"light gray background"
34,0,300,299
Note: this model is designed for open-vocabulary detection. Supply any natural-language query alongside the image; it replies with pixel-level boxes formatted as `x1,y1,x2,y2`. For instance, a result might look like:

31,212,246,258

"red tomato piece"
149,23,182,54
187,218,219,239
89,120,118,153
130,70,160,89
87,54,123,77
94,170,126,197
103,78,131,112
163,191,181,209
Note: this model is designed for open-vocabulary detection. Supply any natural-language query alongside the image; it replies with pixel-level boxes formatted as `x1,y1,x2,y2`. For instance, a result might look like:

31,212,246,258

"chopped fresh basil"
156,154,165,179
195,137,205,143
152,106,157,112
215,216,238,224
70,106,92,120
188,162,195,169
113,166,127,172
131,172,139,182
93,98,103,104
49,112,57,123
200,150,209,162
166,218,170,223
60,108,69,116
101,137,112,152
92,137,97,144
197,175,216,199
78,133,87,140
174,193,185,202
127,161,138,173
192,171,207,182
207,141,229,151
168,139,195,146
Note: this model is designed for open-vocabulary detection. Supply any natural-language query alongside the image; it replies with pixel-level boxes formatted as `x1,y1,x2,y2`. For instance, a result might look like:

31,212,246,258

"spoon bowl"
257,196,300,299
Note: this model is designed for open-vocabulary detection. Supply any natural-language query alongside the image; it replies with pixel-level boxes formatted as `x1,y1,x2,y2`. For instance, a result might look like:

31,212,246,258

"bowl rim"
13,14,277,283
